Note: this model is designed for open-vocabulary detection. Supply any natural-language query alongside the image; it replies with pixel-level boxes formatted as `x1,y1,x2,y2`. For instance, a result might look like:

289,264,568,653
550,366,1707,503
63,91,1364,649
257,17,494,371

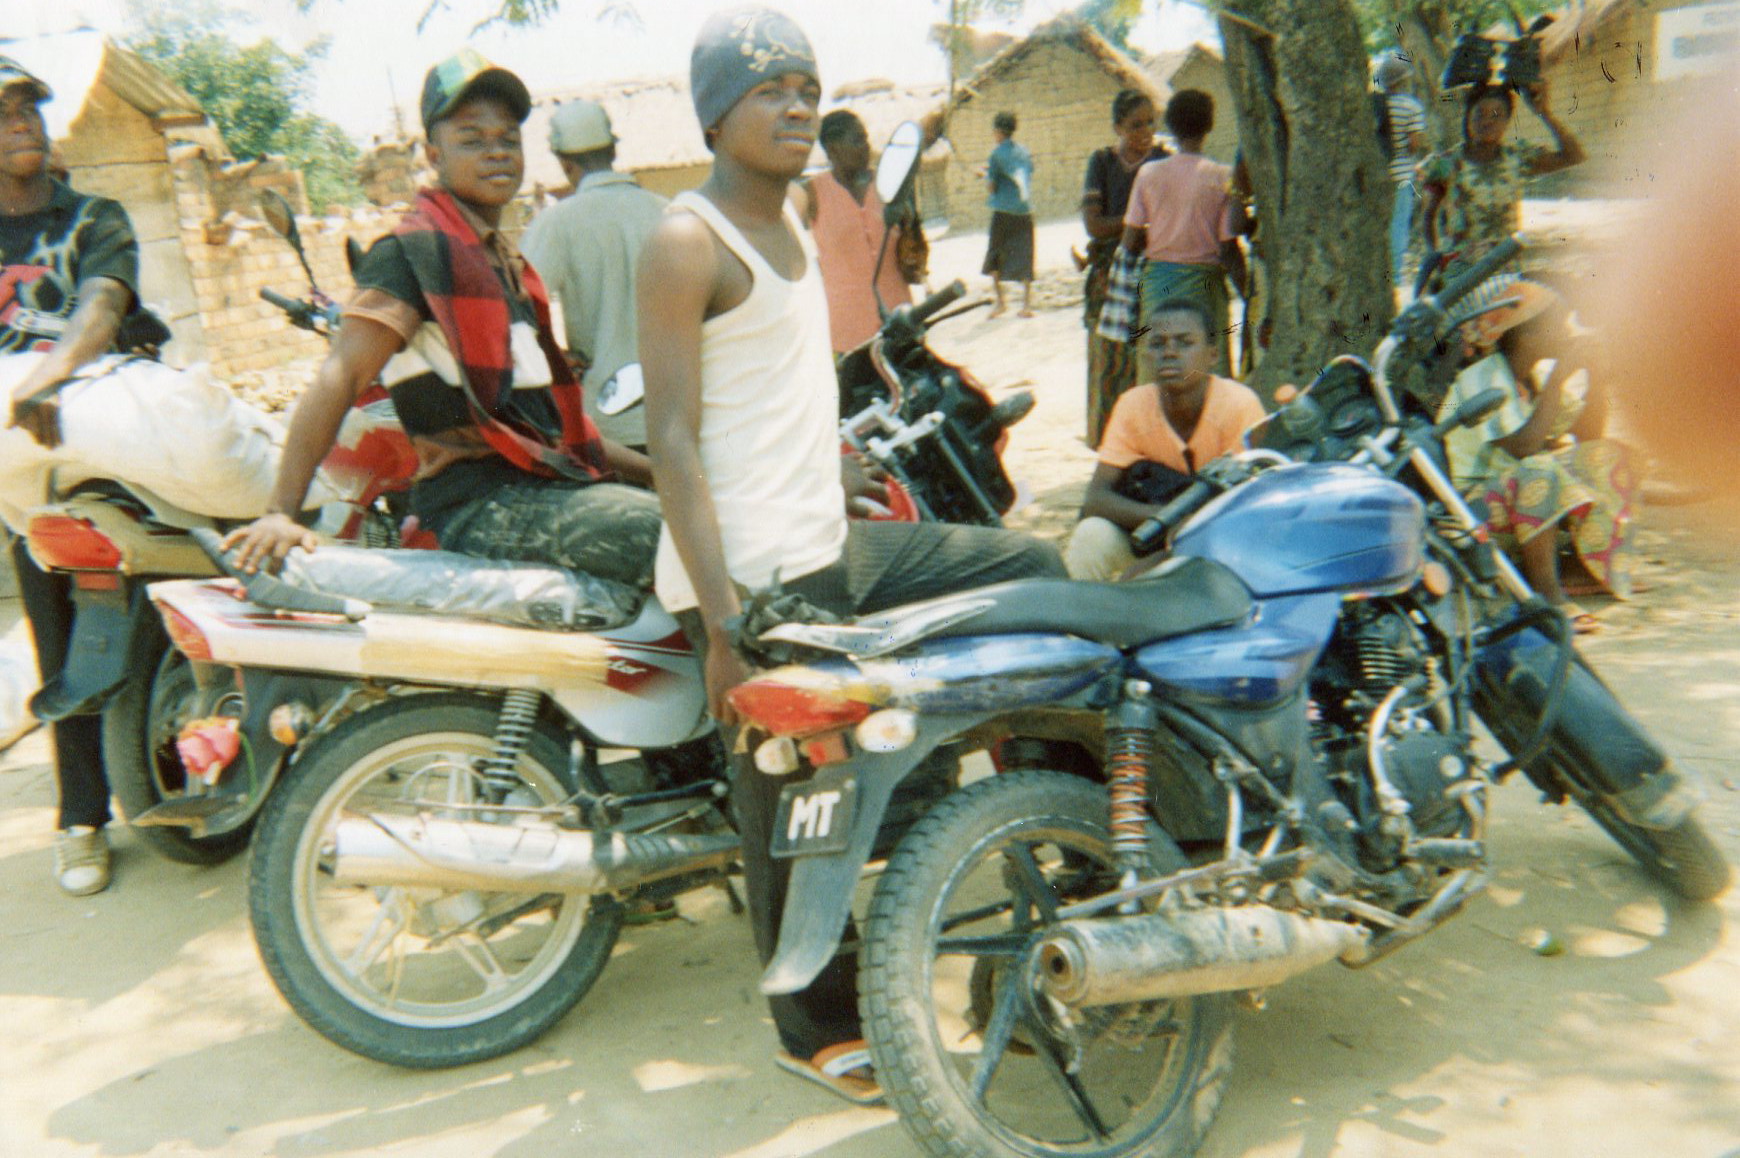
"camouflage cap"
420,48,531,133
0,56,52,104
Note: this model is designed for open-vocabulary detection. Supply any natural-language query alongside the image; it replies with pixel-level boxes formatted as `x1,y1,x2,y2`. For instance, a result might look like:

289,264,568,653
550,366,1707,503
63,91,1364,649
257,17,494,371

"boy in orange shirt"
1065,298,1265,580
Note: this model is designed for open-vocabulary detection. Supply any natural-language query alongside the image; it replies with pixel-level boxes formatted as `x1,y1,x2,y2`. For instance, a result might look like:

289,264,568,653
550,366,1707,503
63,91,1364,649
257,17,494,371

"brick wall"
169,147,396,379
943,40,1135,231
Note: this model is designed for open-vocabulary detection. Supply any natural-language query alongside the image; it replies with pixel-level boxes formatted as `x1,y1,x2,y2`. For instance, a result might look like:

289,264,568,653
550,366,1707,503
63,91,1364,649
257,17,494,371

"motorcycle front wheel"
1580,799,1730,901
104,618,251,864
249,693,624,1068
860,771,1233,1158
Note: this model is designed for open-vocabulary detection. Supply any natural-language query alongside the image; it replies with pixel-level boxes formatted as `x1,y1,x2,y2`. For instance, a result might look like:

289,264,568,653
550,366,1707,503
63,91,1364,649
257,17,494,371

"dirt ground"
3,215,1738,1158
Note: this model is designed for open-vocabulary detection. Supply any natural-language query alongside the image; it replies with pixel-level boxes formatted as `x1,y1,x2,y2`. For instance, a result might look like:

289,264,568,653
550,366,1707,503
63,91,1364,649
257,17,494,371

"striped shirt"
1387,93,1427,184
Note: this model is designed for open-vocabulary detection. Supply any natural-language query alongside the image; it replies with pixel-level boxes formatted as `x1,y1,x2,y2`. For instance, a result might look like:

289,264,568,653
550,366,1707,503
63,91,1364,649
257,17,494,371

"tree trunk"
1219,0,1393,400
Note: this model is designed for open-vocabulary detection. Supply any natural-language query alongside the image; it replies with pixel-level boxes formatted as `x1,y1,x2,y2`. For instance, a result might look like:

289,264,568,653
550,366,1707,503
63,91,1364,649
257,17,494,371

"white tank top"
653,191,847,613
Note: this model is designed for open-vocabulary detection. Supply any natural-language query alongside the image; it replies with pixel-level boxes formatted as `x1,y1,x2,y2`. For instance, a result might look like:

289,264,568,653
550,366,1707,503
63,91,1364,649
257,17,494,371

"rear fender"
762,711,991,996
31,583,148,721
235,669,355,788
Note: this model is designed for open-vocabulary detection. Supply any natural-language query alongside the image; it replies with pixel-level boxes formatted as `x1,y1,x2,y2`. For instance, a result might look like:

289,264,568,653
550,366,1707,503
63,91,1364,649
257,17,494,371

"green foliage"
1350,0,1561,53
125,2,363,212
1078,0,1143,49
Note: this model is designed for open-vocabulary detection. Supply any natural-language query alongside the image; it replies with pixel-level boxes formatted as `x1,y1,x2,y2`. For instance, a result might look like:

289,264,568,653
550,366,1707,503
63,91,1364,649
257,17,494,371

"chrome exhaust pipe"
1036,905,1370,1007
330,813,739,895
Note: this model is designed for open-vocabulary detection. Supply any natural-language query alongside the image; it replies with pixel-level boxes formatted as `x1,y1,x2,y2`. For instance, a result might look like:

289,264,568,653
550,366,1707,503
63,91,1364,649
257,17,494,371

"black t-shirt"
353,233,564,527
0,181,138,354
1082,145,1170,224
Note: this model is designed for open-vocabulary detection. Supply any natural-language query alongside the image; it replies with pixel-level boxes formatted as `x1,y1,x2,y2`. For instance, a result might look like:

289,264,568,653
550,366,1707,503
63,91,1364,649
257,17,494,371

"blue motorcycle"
724,240,1728,1158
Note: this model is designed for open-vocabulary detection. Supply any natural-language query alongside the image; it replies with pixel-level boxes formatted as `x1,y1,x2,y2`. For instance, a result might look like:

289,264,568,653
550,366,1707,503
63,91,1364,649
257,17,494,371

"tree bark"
1219,0,1393,400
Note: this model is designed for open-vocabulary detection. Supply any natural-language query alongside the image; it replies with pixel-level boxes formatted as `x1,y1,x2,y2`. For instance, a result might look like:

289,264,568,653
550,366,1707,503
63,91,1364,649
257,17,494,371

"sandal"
775,1039,885,1105
1559,602,1601,635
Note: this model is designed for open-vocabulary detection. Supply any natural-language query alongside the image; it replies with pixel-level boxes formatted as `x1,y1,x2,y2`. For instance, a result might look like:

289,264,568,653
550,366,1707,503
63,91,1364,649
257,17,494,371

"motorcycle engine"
1314,603,1472,862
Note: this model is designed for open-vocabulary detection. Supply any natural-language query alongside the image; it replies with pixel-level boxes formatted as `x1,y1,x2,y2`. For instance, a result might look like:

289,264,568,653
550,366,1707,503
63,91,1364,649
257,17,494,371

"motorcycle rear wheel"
104,619,251,864
861,770,1233,1158
249,693,624,1068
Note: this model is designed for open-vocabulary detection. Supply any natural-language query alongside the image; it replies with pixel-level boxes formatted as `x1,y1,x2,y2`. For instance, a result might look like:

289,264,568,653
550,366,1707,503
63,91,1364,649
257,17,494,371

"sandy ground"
3,211,1739,1158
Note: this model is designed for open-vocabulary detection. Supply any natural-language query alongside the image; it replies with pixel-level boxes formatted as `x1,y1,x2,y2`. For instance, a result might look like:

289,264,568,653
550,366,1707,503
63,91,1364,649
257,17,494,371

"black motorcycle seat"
865,556,1254,650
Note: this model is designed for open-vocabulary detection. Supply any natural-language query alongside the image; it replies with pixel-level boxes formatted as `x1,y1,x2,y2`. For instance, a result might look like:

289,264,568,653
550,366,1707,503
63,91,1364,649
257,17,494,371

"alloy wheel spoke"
1031,1032,1112,1140
939,897,1016,934
968,970,1024,1104
1004,843,1060,924
451,931,513,992
935,932,1030,958
341,889,409,977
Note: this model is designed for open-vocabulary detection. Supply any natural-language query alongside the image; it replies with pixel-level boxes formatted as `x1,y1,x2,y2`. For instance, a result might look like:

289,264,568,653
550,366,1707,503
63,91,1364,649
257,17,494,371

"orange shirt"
810,170,913,353
1098,376,1266,473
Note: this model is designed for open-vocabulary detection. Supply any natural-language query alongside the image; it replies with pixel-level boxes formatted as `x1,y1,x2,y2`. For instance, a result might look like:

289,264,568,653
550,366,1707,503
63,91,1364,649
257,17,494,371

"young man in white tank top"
639,5,1064,1106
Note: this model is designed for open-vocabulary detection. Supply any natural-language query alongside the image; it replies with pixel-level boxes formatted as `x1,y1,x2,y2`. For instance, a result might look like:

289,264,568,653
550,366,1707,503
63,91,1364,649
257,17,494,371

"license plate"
770,779,856,858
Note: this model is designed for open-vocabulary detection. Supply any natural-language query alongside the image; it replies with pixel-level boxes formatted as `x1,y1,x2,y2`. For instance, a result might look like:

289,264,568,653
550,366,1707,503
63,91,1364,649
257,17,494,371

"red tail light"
159,603,214,662
728,678,869,739
26,514,122,570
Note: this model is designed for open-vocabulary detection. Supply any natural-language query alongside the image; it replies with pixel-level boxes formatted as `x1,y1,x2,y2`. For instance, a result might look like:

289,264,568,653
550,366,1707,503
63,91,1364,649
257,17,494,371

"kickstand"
717,876,745,915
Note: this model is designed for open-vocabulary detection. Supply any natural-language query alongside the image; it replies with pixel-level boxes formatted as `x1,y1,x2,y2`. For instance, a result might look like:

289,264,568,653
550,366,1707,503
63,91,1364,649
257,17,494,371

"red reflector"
159,603,214,662
801,731,851,767
72,571,123,592
728,680,869,738
26,514,122,570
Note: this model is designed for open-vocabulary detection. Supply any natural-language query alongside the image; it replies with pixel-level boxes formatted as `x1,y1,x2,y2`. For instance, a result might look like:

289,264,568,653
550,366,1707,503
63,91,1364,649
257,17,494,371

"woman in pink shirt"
1122,90,1247,373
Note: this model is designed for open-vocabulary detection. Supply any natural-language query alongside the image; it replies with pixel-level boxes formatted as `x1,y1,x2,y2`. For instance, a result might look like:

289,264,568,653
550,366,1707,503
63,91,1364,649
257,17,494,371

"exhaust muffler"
1036,905,1369,1007
330,813,739,895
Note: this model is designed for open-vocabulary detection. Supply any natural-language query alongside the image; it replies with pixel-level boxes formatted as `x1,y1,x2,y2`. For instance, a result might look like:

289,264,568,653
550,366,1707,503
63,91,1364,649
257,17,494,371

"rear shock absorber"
479,688,543,794
1104,681,1159,892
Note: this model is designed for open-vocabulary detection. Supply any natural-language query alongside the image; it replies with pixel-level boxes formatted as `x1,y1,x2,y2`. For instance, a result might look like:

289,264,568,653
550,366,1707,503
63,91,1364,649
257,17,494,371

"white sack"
0,353,337,533
0,632,39,753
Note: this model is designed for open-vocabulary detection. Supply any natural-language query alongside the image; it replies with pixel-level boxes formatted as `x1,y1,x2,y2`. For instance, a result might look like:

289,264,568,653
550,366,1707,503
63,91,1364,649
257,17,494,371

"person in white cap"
521,99,667,451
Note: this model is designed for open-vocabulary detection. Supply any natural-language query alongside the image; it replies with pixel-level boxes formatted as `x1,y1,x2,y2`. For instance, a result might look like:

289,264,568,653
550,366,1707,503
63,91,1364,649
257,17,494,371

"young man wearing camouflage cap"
521,99,667,451
223,49,660,588
638,4,1063,1106
1,55,143,895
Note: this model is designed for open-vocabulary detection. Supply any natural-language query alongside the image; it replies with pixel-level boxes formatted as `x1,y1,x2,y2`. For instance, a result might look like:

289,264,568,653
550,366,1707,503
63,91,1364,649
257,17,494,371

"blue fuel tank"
1172,464,1425,598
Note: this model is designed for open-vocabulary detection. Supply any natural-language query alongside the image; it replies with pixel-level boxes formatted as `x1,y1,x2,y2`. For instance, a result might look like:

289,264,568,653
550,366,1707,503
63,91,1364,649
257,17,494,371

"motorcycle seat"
766,556,1253,659
909,557,1254,649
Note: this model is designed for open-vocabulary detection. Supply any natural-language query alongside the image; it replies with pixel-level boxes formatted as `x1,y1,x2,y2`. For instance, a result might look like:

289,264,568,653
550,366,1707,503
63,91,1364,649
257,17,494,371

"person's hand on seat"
219,513,318,574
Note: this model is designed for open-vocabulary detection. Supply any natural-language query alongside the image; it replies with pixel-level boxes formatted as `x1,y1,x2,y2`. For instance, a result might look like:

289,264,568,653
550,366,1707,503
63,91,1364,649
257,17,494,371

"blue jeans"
1390,180,1417,284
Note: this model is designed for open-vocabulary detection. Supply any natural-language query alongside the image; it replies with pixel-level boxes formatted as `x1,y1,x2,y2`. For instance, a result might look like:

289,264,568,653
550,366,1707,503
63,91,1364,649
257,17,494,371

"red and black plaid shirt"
393,188,610,482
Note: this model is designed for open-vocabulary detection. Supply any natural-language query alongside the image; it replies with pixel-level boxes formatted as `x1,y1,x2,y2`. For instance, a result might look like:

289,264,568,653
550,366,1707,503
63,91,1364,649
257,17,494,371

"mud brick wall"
170,147,395,380
1507,4,1709,197
942,38,1139,232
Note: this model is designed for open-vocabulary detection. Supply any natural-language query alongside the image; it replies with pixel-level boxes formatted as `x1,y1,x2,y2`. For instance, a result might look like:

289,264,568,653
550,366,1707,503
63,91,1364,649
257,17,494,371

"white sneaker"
53,826,111,896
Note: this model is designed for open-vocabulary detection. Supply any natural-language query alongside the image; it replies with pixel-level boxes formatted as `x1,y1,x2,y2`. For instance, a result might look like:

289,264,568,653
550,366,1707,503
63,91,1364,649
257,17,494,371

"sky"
8,0,1221,143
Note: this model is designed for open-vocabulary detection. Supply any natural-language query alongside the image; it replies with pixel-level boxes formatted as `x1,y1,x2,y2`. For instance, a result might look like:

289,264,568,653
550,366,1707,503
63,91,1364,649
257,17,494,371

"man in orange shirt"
1065,298,1265,580
801,109,911,354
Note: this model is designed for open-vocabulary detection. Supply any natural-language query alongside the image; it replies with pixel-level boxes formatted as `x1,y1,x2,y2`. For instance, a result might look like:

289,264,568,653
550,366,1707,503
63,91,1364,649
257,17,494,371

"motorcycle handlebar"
1129,479,1215,556
910,279,966,326
1429,236,1523,314
261,287,316,330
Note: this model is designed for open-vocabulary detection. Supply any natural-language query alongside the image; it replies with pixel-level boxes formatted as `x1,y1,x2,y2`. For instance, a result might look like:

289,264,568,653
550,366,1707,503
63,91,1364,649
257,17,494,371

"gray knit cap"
690,6,819,132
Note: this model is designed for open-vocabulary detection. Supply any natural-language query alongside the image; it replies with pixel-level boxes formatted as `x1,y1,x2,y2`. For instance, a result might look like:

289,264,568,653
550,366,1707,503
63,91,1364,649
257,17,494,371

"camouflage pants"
437,479,661,589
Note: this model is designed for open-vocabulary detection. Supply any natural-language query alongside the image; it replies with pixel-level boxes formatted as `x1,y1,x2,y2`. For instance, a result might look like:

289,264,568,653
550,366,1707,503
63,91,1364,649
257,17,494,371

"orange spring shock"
1105,681,1159,880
